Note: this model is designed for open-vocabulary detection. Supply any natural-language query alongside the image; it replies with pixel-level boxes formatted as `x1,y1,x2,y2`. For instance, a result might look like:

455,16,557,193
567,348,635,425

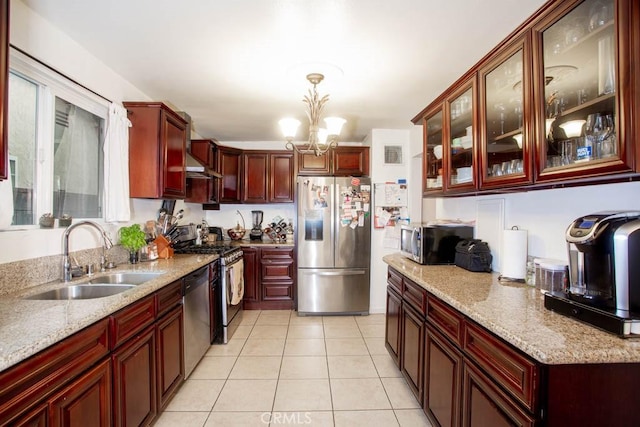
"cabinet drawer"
463,321,538,412
403,277,427,316
261,261,294,281
427,296,464,346
387,267,402,294
261,248,294,261
110,295,156,350
156,280,183,318
263,282,293,301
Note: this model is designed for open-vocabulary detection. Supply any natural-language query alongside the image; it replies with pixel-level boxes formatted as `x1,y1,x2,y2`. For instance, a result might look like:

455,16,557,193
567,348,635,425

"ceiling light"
280,73,346,156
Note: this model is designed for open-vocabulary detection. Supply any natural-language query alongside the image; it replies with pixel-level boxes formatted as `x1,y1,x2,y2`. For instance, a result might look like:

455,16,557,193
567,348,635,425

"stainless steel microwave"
399,224,474,265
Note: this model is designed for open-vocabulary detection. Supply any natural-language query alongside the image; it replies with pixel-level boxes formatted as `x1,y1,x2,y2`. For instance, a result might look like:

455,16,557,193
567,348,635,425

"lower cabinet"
156,305,184,410
386,266,640,426
461,360,534,427
384,286,402,366
49,358,113,427
424,328,462,427
112,326,157,427
401,303,424,404
0,277,187,427
242,246,295,310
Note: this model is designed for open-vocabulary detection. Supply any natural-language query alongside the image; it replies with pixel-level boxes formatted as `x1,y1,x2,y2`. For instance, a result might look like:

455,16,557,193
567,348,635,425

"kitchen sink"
24,284,136,300
86,272,164,285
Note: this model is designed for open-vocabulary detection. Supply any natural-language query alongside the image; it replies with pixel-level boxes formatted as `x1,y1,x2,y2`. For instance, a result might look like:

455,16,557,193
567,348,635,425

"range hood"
185,152,222,179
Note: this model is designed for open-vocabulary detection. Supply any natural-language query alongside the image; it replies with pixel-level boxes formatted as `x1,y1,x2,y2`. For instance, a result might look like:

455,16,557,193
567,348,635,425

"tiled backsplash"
0,246,129,296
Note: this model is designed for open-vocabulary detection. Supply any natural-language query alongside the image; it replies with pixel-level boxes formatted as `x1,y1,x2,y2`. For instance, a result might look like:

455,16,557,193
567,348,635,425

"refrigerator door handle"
310,270,367,276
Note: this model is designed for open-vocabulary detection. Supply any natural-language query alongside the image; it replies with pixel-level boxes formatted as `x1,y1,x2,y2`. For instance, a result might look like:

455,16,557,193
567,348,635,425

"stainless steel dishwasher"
182,266,210,378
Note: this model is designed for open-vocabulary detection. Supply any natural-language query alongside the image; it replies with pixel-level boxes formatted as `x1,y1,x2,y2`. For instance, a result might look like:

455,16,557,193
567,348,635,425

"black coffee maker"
564,211,640,312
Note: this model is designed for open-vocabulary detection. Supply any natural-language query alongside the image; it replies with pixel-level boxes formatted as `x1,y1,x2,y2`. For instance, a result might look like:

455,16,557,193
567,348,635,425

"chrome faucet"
62,220,114,282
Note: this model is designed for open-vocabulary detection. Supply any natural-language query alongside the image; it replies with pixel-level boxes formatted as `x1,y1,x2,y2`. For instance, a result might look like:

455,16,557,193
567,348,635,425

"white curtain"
54,105,100,216
103,103,131,222
0,168,14,228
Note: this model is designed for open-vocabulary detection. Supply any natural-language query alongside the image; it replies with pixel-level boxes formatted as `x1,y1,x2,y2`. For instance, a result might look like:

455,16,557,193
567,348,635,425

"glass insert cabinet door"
539,0,617,174
482,47,526,181
446,85,474,189
423,108,443,193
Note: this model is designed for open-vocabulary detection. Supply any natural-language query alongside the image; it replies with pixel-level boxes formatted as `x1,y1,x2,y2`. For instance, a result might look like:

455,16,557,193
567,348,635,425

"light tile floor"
156,310,433,427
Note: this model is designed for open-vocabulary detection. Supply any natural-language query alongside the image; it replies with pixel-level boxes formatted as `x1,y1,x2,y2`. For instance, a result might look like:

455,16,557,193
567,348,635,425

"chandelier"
279,73,346,157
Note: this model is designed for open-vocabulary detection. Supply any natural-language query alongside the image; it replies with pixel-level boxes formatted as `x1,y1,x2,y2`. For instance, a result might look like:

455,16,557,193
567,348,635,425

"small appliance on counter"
400,223,474,265
544,211,640,337
250,210,264,241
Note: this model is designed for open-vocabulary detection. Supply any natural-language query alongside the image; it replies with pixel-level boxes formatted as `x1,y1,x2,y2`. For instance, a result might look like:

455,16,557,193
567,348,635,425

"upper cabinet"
532,0,635,182
0,0,8,181
242,151,294,203
217,146,242,203
479,35,534,188
445,79,477,193
124,102,187,199
423,106,444,195
185,139,220,208
414,0,640,196
296,146,370,176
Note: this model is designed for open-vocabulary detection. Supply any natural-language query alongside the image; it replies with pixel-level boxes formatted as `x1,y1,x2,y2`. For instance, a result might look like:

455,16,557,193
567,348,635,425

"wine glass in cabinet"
533,0,634,181
479,36,533,188
423,106,444,195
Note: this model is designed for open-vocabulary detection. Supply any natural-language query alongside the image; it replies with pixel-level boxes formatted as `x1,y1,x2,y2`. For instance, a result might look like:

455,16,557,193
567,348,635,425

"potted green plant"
118,224,147,264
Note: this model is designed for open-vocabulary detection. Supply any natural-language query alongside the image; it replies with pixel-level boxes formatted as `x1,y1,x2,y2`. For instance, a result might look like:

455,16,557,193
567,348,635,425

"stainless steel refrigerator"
297,176,371,315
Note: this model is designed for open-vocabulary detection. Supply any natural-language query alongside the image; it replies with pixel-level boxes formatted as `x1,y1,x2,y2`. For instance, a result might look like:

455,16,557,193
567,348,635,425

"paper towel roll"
501,228,528,280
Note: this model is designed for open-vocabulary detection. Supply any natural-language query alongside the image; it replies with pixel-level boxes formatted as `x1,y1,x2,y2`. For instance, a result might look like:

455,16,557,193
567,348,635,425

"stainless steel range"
175,243,244,343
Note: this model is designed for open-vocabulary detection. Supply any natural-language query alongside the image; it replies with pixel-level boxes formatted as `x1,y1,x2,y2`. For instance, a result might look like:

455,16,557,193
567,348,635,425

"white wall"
368,128,423,313
434,181,640,269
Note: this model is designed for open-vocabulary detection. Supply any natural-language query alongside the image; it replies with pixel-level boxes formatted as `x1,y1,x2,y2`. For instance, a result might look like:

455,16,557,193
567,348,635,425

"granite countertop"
0,254,217,372
383,253,640,365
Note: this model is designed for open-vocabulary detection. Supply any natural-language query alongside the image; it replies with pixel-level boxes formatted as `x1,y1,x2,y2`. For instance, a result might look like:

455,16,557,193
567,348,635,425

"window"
8,49,108,226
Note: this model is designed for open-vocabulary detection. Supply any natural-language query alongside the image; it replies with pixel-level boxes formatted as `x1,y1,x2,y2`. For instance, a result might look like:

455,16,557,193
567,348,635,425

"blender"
250,210,264,241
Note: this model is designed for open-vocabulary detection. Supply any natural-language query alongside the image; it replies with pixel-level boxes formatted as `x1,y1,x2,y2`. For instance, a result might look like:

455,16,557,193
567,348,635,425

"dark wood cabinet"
0,0,8,181
242,151,294,203
385,286,402,367
424,328,462,427
112,326,157,427
260,247,295,306
242,152,269,203
414,0,640,195
186,139,220,207
49,358,112,427
242,247,260,306
401,303,425,404
461,360,534,427
333,147,370,176
156,305,184,411
209,259,221,344
0,320,110,426
297,146,370,176
387,265,640,426
123,102,187,199
270,152,295,202
243,246,295,310
297,150,331,175
217,146,242,203
0,275,189,426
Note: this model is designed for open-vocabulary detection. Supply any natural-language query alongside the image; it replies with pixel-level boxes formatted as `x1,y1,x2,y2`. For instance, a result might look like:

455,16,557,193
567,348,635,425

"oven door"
222,258,244,342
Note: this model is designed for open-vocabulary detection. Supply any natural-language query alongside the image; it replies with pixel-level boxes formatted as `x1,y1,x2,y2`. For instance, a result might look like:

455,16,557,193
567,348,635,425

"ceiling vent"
384,145,403,165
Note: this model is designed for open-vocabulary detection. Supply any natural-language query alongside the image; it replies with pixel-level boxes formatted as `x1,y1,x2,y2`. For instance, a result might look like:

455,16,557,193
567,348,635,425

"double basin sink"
24,272,164,300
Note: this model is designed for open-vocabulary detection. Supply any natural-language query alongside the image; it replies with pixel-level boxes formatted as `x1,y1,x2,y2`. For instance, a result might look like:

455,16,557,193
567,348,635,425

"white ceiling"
20,0,547,143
